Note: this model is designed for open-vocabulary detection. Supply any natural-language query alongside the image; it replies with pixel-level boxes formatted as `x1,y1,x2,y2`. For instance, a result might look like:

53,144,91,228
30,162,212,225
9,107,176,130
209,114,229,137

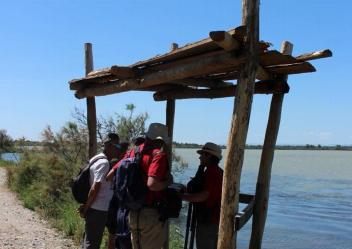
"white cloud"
303,132,315,136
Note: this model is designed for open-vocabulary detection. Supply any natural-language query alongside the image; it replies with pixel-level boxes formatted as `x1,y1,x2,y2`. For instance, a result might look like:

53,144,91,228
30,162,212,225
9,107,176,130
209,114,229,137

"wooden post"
217,1,260,249
85,43,97,159
163,43,178,249
249,41,293,249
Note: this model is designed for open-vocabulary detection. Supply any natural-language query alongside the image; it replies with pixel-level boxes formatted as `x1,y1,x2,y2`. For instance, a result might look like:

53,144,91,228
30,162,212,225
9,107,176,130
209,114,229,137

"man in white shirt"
77,133,120,249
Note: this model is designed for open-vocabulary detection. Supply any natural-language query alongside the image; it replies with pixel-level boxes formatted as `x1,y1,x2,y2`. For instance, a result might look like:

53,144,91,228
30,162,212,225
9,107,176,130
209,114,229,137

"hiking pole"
189,203,197,249
184,202,193,249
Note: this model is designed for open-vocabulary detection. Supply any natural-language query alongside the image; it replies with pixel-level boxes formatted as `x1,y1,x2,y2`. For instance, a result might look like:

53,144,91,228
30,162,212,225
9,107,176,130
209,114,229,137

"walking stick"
183,202,193,249
189,204,197,249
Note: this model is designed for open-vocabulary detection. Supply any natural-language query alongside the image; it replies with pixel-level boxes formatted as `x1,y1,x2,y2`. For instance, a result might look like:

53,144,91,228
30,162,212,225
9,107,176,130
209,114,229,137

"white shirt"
89,153,113,211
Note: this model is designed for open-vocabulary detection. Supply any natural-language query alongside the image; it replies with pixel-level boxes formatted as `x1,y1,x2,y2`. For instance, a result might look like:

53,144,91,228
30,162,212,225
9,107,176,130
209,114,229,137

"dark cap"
102,133,120,144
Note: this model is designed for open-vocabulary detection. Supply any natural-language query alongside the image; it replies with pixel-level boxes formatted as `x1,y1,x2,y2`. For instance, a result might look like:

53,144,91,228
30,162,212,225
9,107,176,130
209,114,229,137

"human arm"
147,174,173,191
106,168,115,184
146,152,173,191
180,190,209,203
76,182,102,217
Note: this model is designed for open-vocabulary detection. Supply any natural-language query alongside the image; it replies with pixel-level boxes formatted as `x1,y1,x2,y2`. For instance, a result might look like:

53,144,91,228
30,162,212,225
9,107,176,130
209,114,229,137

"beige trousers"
129,208,168,249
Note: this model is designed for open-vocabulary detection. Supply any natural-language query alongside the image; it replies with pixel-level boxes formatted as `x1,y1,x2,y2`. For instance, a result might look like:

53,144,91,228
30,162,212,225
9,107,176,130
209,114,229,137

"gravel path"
0,168,78,249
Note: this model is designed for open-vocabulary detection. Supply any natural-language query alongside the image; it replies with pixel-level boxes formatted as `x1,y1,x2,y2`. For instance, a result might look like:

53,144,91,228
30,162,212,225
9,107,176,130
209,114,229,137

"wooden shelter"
68,1,332,248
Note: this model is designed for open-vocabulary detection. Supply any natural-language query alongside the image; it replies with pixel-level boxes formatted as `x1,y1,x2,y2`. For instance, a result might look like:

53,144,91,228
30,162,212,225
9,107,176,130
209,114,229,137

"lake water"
2,149,351,248
173,149,352,249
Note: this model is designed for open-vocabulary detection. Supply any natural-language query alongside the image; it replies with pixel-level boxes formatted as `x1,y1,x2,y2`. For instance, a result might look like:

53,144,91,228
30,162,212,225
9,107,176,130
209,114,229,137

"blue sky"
1,0,351,145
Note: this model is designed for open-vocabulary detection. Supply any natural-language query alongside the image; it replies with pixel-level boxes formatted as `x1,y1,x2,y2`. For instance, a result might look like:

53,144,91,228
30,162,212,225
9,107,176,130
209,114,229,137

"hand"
179,184,187,194
76,204,87,218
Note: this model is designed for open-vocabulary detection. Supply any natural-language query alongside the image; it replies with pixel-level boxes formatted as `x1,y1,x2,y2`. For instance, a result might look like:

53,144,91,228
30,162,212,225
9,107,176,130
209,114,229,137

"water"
1,153,20,162
173,149,352,249
2,149,351,248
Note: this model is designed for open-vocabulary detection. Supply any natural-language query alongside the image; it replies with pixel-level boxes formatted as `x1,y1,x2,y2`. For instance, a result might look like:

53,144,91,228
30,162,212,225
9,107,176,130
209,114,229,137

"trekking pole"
189,203,197,249
184,202,193,249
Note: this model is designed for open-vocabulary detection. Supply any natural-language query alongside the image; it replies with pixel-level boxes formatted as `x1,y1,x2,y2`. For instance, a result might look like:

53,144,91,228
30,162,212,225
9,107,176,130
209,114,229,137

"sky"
0,0,351,146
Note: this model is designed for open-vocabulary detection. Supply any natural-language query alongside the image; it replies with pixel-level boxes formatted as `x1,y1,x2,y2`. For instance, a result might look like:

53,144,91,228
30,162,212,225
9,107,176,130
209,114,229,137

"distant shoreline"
174,144,352,151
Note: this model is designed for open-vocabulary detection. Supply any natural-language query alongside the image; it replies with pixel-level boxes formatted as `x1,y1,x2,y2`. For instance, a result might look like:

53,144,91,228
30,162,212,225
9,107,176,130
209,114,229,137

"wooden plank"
265,62,316,75
249,41,293,249
85,43,97,159
210,31,241,51
295,49,332,62
74,51,246,99
235,196,255,231
130,26,248,68
217,1,260,248
239,193,255,204
259,50,297,66
210,30,272,81
153,79,289,101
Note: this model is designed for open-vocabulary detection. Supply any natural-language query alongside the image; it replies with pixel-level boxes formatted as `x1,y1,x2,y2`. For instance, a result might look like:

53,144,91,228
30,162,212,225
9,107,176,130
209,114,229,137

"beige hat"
141,123,172,145
197,142,222,160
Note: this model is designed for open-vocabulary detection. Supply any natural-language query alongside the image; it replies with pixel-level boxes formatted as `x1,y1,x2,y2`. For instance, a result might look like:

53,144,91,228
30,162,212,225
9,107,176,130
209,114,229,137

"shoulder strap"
88,155,107,167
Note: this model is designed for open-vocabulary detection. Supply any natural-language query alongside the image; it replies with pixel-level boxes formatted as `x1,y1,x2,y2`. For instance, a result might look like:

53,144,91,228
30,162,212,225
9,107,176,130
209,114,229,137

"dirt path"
0,168,78,249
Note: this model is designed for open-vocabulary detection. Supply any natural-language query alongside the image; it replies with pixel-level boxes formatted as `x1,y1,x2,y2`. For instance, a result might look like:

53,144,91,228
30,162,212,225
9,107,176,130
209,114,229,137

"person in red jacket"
180,142,223,249
110,123,173,249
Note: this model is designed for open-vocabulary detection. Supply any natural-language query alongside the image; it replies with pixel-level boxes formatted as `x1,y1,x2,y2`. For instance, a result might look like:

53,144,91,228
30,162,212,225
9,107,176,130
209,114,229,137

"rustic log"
75,51,246,99
210,31,272,81
130,26,248,68
249,41,293,249
295,49,332,62
217,1,260,248
163,43,179,249
265,62,315,75
259,50,297,66
153,79,289,101
210,31,241,51
110,65,138,78
85,43,97,159
172,78,233,88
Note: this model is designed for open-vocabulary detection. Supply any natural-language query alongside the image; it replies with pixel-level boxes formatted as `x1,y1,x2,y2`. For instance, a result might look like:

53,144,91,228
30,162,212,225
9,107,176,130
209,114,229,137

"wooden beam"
85,43,97,159
210,31,272,81
235,196,255,231
295,49,332,62
217,1,260,248
75,51,246,99
153,79,289,101
210,31,241,51
172,78,233,88
130,26,249,68
249,41,294,249
265,62,315,75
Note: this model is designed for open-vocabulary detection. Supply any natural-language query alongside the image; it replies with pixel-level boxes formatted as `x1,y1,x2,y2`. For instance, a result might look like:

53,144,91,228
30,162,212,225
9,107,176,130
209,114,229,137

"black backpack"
115,146,160,211
71,155,107,204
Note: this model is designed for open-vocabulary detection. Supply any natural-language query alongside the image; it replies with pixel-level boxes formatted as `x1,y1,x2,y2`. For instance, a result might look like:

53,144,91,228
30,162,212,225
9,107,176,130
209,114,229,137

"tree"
0,129,14,152
318,144,321,148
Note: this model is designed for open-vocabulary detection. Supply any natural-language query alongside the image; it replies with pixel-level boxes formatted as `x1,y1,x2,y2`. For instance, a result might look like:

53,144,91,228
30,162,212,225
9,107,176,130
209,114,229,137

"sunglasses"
112,144,121,150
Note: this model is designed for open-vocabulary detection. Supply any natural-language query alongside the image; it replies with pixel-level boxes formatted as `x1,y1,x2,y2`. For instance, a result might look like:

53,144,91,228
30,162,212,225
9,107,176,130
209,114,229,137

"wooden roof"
69,26,332,100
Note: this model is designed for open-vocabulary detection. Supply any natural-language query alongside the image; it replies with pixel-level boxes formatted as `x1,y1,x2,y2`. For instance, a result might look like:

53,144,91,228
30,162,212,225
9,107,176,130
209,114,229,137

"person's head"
197,142,222,166
118,141,130,160
141,123,171,150
102,133,120,160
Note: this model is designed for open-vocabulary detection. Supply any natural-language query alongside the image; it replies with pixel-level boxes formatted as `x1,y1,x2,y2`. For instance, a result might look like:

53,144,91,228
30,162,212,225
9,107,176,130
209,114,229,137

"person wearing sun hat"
111,122,173,249
180,142,223,249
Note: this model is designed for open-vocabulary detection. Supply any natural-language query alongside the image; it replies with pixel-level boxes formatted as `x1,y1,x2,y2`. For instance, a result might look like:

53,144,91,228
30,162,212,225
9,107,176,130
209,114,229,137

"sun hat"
141,123,171,145
197,142,222,160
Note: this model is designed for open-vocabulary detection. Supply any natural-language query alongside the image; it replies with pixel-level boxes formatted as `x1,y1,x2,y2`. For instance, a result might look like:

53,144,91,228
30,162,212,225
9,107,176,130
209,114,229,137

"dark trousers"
196,222,219,249
82,208,108,249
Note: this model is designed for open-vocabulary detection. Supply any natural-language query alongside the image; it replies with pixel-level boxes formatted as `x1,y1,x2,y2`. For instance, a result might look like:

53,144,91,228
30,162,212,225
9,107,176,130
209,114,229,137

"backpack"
115,146,160,211
115,207,132,249
71,155,107,204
